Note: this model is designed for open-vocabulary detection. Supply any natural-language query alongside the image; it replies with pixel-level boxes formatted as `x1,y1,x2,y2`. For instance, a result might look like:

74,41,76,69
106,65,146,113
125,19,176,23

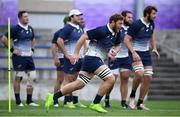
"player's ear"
111,20,115,26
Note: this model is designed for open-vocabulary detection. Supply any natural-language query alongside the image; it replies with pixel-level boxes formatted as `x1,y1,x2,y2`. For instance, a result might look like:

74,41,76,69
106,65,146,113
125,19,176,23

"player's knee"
121,72,130,81
14,76,22,82
67,75,76,82
121,76,129,82
105,75,116,85
77,73,91,85
74,80,85,90
144,68,153,77
133,63,144,78
27,71,36,87
135,70,144,78
144,75,153,82
97,67,113,81
15,72,25,82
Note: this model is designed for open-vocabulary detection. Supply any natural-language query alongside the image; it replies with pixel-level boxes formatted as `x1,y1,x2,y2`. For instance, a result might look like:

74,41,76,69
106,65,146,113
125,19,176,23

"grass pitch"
0,100,180,116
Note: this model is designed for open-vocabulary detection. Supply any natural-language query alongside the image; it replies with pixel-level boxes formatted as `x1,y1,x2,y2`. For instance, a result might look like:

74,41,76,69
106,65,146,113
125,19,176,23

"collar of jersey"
18,22,29,30
122,25,129,30
140,18,150,27
107,23,115,36
68,22,80,30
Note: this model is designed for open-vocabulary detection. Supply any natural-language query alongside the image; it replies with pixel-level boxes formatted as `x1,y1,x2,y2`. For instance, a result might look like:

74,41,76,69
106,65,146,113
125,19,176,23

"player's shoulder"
28,25,34,30
94,25,107,34
62,24,74,31
132,19,142,27
12,24,20,30
55,29,62,35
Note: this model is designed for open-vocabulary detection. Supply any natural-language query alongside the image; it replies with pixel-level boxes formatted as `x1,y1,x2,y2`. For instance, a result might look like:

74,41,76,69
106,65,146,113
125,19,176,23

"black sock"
15,93,21,104
130,90,136,98
64,96,72,104
72,96,78,104
53,91,63,104
121,100,126,106
137,99,143,106
105,95,110,101
26,94,32,104
93,94,103,104
64,96,68,105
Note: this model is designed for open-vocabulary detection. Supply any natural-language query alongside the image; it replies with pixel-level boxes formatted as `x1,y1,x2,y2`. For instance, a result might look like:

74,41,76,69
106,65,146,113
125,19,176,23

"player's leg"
104,59,119,108
14,73,23,106
45,71,93,112
62,58,77,108
53,70,64,107
136,51,153,110
137,66,153,110
26,70,39,106
104,72,118,108
25,57,39,106
12,55,24,106
120,69,131,109
90,65,115,113
71,59,87,108
129,61,144,109
63,73,76,108
137,66,152,110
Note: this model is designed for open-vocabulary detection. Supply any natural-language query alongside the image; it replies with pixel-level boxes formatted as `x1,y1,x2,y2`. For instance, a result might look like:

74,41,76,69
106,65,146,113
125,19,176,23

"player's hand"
54,58,61,67
152,49,160,59
132,51,141,62
64,53,71,60
108,51,116,61
110,48,118,56
31,48,35,56
70,54,79,65
13,48,21,56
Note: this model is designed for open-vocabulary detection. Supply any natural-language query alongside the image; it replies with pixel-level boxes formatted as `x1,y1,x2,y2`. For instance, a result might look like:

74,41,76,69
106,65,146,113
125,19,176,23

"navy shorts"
81,56,104,73
108,57,132,70
63,57,82,74
56,58,64,71
12,54,35,71
129,51,152,66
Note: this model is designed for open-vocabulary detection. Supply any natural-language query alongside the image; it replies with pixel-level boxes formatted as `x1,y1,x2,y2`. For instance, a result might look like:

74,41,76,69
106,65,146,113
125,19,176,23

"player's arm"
74,33,88,55
56,37,69,58
51,44,60,66
57,26,72,59
112,44,120,54
51,44,58,60
124,34,134,54
31,38,35,52
150,33,160,59
0,35,8,48
83,40,89,55
124,22,141,62
1,27,21,55
70,33,88,64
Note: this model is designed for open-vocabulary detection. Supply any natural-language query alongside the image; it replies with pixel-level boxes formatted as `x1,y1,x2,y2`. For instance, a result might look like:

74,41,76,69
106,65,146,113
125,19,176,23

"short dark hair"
63,16,70,25
109,14,124,23
18,11,28,18
121,10,132,17
143,6,157,17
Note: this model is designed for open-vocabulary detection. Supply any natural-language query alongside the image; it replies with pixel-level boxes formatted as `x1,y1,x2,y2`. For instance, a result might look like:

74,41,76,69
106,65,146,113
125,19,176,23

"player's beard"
124,20,131,26
112,25,119,33
148,15,153,23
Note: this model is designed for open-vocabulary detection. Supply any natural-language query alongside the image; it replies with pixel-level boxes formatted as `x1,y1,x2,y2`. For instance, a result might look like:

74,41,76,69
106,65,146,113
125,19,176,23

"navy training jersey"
86,24,122,60
58,23,84,55
51,29,63,58
127,18,155,51
5,23,34,56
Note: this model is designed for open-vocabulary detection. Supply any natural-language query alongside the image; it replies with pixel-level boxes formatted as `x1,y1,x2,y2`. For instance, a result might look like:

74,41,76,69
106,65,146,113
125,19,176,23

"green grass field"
0,100,180,116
